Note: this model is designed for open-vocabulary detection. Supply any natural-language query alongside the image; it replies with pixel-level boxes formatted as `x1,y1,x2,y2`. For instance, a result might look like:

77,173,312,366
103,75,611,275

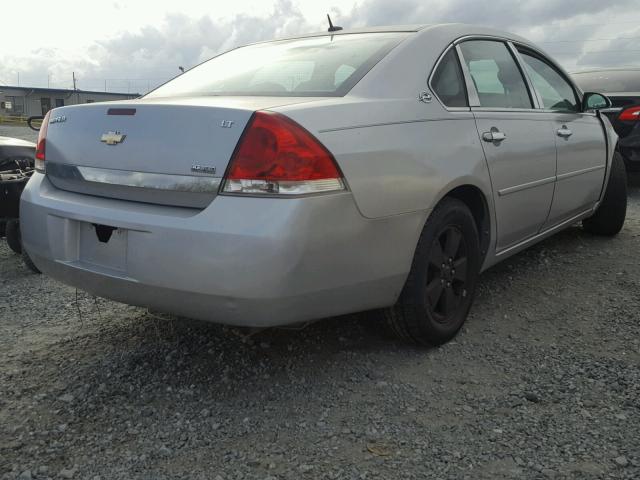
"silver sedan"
21,24,626,345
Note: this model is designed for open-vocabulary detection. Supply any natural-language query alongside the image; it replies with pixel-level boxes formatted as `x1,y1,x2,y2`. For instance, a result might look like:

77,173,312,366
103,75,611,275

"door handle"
482,130,507,143
557,126,573,138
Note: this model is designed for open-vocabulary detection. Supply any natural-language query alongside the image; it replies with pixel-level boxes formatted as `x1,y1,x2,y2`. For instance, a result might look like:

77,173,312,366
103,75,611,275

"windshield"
146,32,408,98
572,70,640,93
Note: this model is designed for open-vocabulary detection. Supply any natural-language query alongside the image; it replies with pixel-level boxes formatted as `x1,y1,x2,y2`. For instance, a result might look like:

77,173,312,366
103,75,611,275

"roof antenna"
327,14,343,32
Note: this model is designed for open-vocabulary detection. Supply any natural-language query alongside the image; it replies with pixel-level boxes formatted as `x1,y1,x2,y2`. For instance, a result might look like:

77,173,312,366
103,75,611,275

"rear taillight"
35,111,51,172
221,111,345,195
618,105,640,121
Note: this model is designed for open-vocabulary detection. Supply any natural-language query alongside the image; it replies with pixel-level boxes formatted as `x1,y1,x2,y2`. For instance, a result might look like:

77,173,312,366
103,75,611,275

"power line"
539,20,640,29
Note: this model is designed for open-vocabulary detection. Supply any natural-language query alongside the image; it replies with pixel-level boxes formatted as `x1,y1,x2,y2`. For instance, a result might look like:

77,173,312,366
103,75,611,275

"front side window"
518,50,579,112
459,40,532,109
431,48,468,107
146,33,408,98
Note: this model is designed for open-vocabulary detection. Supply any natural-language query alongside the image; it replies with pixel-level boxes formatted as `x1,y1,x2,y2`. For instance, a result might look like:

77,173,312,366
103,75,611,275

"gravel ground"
0,125,38,143
1,175,639,480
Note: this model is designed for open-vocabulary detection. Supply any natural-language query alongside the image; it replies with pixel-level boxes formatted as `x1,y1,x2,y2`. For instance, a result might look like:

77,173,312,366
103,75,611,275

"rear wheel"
582,152,627,236
385,198,481,346
5,219,22,254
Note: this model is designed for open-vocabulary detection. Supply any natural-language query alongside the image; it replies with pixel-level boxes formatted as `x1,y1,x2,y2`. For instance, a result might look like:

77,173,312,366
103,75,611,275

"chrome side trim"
45,163,220,209
497,176,556,196
456,43,481,107
556,164,606,181
507,41,542,110
453,34,585,113
471,107,551,114
73,165,221,193
497,164,605,197
510,42,582,112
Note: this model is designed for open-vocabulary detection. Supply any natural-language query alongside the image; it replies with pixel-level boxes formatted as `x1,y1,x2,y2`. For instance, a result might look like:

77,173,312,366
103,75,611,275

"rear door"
458,40,557,251
517,48,607,227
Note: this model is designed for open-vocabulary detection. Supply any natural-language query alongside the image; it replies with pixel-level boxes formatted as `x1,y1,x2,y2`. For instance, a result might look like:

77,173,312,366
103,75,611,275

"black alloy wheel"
426,225,469,324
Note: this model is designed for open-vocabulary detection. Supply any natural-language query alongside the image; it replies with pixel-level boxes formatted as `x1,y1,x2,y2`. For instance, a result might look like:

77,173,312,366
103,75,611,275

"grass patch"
0,116,28,126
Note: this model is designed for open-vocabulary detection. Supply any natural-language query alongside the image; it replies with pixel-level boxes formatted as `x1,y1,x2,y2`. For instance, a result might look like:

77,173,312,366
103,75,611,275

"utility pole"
72,72,80,104
17,72,19,86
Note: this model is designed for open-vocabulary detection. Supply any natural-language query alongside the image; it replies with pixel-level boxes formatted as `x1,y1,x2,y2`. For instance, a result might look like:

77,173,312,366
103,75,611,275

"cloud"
0,0,316,93
342,0,640,68
574,27,640,69
343,0,633,29
1,0,639,92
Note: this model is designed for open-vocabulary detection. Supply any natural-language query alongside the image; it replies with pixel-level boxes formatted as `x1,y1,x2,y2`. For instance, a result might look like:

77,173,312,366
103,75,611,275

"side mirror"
582,92,612,112
27,116,44,132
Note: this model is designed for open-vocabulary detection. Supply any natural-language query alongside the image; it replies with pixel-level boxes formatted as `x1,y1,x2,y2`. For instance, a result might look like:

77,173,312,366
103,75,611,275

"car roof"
251,23,534,48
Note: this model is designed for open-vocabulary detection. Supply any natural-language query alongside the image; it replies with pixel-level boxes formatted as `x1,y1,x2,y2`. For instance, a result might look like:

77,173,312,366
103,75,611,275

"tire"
582,152,627,236
22,249,41,274
385,198,481,346
5,219,22,254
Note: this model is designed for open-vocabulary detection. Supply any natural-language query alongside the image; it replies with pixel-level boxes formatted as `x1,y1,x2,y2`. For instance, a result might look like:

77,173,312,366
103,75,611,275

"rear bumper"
609,116,640,168
21,174,425,326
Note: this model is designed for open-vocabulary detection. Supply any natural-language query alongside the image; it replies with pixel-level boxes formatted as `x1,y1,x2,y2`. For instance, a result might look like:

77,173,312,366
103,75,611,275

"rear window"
431,48,468,107
146,33,408,98
572,70,640,93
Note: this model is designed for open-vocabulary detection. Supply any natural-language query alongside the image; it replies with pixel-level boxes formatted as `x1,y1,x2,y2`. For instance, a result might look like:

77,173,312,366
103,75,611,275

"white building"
0,85,139,117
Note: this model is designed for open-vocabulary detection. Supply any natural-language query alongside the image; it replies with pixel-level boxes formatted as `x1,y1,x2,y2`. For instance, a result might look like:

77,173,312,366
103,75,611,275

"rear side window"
518,51,579,112
459,41,532,109
431,48,468,107
146,33,408,98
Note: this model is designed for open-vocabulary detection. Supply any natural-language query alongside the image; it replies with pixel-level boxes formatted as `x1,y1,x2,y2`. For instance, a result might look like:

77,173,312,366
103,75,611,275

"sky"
2,0,640,94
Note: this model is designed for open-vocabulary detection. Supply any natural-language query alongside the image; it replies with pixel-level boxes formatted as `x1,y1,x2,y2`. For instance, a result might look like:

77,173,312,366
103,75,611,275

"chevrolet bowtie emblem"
100,131,126,145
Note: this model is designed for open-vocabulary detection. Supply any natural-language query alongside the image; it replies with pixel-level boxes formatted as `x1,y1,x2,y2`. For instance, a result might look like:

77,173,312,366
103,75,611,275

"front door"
516,49,607,227
459,40,557,251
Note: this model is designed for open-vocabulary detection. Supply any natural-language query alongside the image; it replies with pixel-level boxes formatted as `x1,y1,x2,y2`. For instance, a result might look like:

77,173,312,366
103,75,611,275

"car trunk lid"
44,96,323,208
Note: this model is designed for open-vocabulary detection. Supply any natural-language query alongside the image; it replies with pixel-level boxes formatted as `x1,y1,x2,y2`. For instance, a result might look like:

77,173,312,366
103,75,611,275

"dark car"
572,68,640,170
0,135,39,272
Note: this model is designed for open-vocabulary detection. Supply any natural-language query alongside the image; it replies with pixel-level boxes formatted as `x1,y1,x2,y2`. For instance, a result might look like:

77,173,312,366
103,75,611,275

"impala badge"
101,131,126,145
191,164,216,174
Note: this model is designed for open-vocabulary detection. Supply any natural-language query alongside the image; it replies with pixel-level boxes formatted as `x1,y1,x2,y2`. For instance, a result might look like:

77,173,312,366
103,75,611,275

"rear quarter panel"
273,26,524,269
277,99,492,218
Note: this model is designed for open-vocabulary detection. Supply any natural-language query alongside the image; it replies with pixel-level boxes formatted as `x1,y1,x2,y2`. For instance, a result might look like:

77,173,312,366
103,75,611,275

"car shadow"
39,221,618,403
